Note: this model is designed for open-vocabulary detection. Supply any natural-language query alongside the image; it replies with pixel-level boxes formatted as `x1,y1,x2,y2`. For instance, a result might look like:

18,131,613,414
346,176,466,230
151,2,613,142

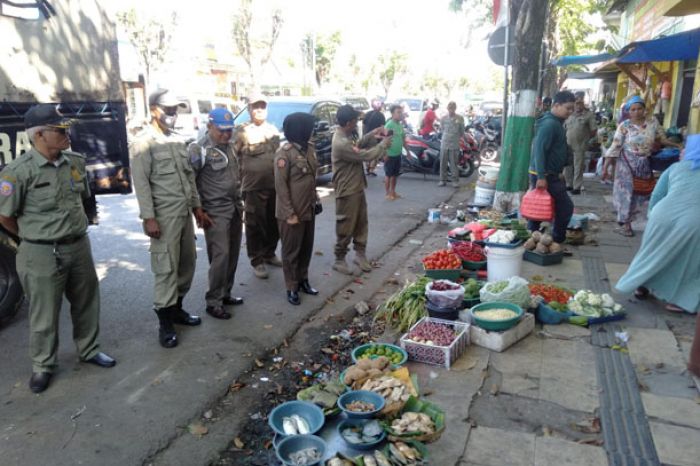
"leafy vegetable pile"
375,276,431,332
463,278,482,300
568,290,623,317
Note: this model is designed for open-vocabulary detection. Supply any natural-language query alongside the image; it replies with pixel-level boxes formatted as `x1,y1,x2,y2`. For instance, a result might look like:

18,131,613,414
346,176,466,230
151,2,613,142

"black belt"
23,234,86,245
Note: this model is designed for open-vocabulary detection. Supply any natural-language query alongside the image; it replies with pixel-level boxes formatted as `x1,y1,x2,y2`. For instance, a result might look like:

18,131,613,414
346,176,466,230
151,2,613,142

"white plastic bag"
595,156,604,177
425,280,465,308
479,276,531,309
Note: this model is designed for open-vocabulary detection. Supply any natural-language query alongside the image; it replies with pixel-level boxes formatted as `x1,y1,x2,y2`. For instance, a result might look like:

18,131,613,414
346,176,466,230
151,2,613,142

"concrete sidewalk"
378,177,699,466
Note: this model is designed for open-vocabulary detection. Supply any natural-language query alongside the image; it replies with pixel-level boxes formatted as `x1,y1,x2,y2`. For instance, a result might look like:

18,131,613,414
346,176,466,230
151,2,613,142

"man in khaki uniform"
188,108,244,320
235,93,281,279
131,89,212,348
275,112,320,305
0,104,115,393
564,91,597,194
331,105,390,275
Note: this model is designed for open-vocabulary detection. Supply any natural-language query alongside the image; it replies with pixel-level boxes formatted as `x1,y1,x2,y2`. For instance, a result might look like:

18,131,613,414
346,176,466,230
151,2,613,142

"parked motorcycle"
469,116,501,164
402,132,478,178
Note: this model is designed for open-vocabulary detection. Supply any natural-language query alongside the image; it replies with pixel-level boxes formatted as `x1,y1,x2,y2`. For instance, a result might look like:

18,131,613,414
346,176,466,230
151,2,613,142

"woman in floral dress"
603,96,681,236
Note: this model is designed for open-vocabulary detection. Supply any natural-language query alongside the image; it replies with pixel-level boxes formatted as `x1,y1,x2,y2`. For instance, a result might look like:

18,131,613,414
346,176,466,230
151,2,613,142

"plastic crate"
400,317,470,370
423,266,462,281
523,249,564,266
462,259,487,270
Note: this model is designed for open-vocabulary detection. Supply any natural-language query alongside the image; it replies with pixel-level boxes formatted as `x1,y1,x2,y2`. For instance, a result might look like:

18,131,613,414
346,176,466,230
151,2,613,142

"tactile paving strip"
582,253,661,466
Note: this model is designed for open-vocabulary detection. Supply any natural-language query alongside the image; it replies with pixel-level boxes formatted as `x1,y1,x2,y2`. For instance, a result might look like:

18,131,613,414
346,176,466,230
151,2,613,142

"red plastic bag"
520,188,554,221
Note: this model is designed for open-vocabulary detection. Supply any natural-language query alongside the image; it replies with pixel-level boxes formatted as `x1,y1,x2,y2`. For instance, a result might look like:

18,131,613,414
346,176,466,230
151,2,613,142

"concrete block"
627,327,686,370
470,313,535,353
534,436,608,466
465,426,535,466
642,392,700,429
650,421,700,466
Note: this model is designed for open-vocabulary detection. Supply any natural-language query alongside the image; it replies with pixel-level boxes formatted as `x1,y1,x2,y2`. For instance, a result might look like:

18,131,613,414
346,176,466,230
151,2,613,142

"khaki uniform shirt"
237,121,280,192
274,142,318,222
331,131,385,198
130,126,201,219
0,148,89,241
565,109,597,146
188,135,243,219
440,114,465,150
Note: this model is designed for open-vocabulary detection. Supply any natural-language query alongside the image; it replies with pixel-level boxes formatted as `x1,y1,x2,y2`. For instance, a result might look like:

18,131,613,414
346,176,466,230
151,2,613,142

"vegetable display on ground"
528,283,573,304
405,321,457,347
421,249,461,270
375,276,431,332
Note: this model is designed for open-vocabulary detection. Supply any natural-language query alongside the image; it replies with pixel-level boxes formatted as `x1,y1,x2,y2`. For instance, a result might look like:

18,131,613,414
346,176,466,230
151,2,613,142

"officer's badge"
277,158,286,169
0,180,14,196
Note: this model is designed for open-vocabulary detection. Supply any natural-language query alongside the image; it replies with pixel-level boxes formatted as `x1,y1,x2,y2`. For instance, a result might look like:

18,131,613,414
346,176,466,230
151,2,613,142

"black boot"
171,297,202,326
299,280,319,295
154,307,178,348
287,290,301,305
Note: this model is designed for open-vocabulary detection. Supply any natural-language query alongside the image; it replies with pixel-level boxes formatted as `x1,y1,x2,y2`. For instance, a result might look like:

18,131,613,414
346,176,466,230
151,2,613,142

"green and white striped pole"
493,89,537,212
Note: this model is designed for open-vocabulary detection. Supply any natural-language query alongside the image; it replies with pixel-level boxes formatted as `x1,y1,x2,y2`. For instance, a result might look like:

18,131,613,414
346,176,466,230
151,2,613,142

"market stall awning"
617,27,700,63
551,53,614,66
566,70,619,80
663,0,700,17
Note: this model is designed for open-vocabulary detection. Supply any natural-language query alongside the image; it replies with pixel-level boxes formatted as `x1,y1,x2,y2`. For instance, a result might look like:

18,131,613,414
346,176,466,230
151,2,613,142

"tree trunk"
541,9,559,99
493,0,548,213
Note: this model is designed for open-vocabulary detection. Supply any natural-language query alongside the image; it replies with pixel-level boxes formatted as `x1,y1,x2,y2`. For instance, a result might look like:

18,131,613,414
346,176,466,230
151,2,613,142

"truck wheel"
0,243,23,326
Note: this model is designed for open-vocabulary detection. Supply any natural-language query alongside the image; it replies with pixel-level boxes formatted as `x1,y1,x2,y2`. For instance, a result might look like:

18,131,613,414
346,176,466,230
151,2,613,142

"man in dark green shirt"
527,90,575,245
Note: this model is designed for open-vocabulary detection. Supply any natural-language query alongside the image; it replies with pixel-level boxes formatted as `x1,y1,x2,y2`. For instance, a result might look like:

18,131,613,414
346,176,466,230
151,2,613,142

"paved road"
0,171,469,466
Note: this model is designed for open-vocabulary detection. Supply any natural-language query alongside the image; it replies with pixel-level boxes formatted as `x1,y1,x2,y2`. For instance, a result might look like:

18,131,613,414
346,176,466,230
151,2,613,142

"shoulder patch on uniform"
1,173,16,183
282,142,292,150
70,166,82,181
277,158,287,169
0,180,14,196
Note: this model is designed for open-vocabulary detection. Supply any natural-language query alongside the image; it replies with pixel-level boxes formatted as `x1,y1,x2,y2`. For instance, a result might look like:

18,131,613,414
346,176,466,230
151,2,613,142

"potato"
524,238,537,251
540,234,553,246
370,356,390,370
356,358,373,370
535,242,549,254
366,368,383,378
344,366,367,384
549,242,563,254
531,231,542,242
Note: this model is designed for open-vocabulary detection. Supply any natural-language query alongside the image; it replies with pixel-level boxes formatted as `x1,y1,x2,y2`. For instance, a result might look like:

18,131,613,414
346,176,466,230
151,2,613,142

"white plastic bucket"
478,166,499,186
486,246,524,282
474,185,496,206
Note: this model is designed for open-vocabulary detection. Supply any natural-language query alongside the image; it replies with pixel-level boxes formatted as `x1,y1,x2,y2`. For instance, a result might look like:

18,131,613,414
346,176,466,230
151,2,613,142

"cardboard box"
469,312,535,352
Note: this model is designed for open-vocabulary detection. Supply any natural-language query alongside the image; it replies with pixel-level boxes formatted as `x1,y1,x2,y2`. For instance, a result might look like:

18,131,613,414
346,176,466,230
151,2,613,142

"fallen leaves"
255,359,264,368
188,423,209,437
230,381,246,392
233,437,245,449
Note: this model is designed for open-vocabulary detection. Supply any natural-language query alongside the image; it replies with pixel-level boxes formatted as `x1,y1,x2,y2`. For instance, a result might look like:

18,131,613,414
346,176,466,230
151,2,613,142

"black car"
234,96,341,177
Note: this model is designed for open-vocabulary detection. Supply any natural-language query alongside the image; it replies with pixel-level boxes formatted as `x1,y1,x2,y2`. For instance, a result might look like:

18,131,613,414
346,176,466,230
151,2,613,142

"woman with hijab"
616,134,700,316
274,113,320,305
603,96,681,236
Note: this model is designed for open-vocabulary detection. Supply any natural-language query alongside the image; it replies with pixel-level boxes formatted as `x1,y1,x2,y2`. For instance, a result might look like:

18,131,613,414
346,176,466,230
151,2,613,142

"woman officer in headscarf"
274,113,321,305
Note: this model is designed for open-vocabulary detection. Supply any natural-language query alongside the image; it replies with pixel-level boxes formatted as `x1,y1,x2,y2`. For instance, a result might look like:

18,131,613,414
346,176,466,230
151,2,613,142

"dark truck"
0,0,131,324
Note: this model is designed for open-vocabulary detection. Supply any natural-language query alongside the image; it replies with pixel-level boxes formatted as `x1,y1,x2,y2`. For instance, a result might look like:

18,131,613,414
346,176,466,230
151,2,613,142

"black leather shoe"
155,307,178,348
206,305,232,320
29,372,52,393
299,280,319,295
85,352,116,368
223,296,244,306
171,308,202,326
287,290,301,305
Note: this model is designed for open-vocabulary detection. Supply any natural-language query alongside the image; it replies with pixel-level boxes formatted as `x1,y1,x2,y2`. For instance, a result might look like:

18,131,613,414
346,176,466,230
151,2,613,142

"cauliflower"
569,301,583,314
574,290,589,303
613,303,623,313
588,294,602,306
601,294,615,308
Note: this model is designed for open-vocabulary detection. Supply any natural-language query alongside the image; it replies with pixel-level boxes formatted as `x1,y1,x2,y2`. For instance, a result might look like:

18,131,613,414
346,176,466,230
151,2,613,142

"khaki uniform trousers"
334,191,368,260
244,189,279,266
564,140,587,190
440,148,460,183
204,213,242,306
149,215,196,309
16,236,100,373
278,218,315,290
